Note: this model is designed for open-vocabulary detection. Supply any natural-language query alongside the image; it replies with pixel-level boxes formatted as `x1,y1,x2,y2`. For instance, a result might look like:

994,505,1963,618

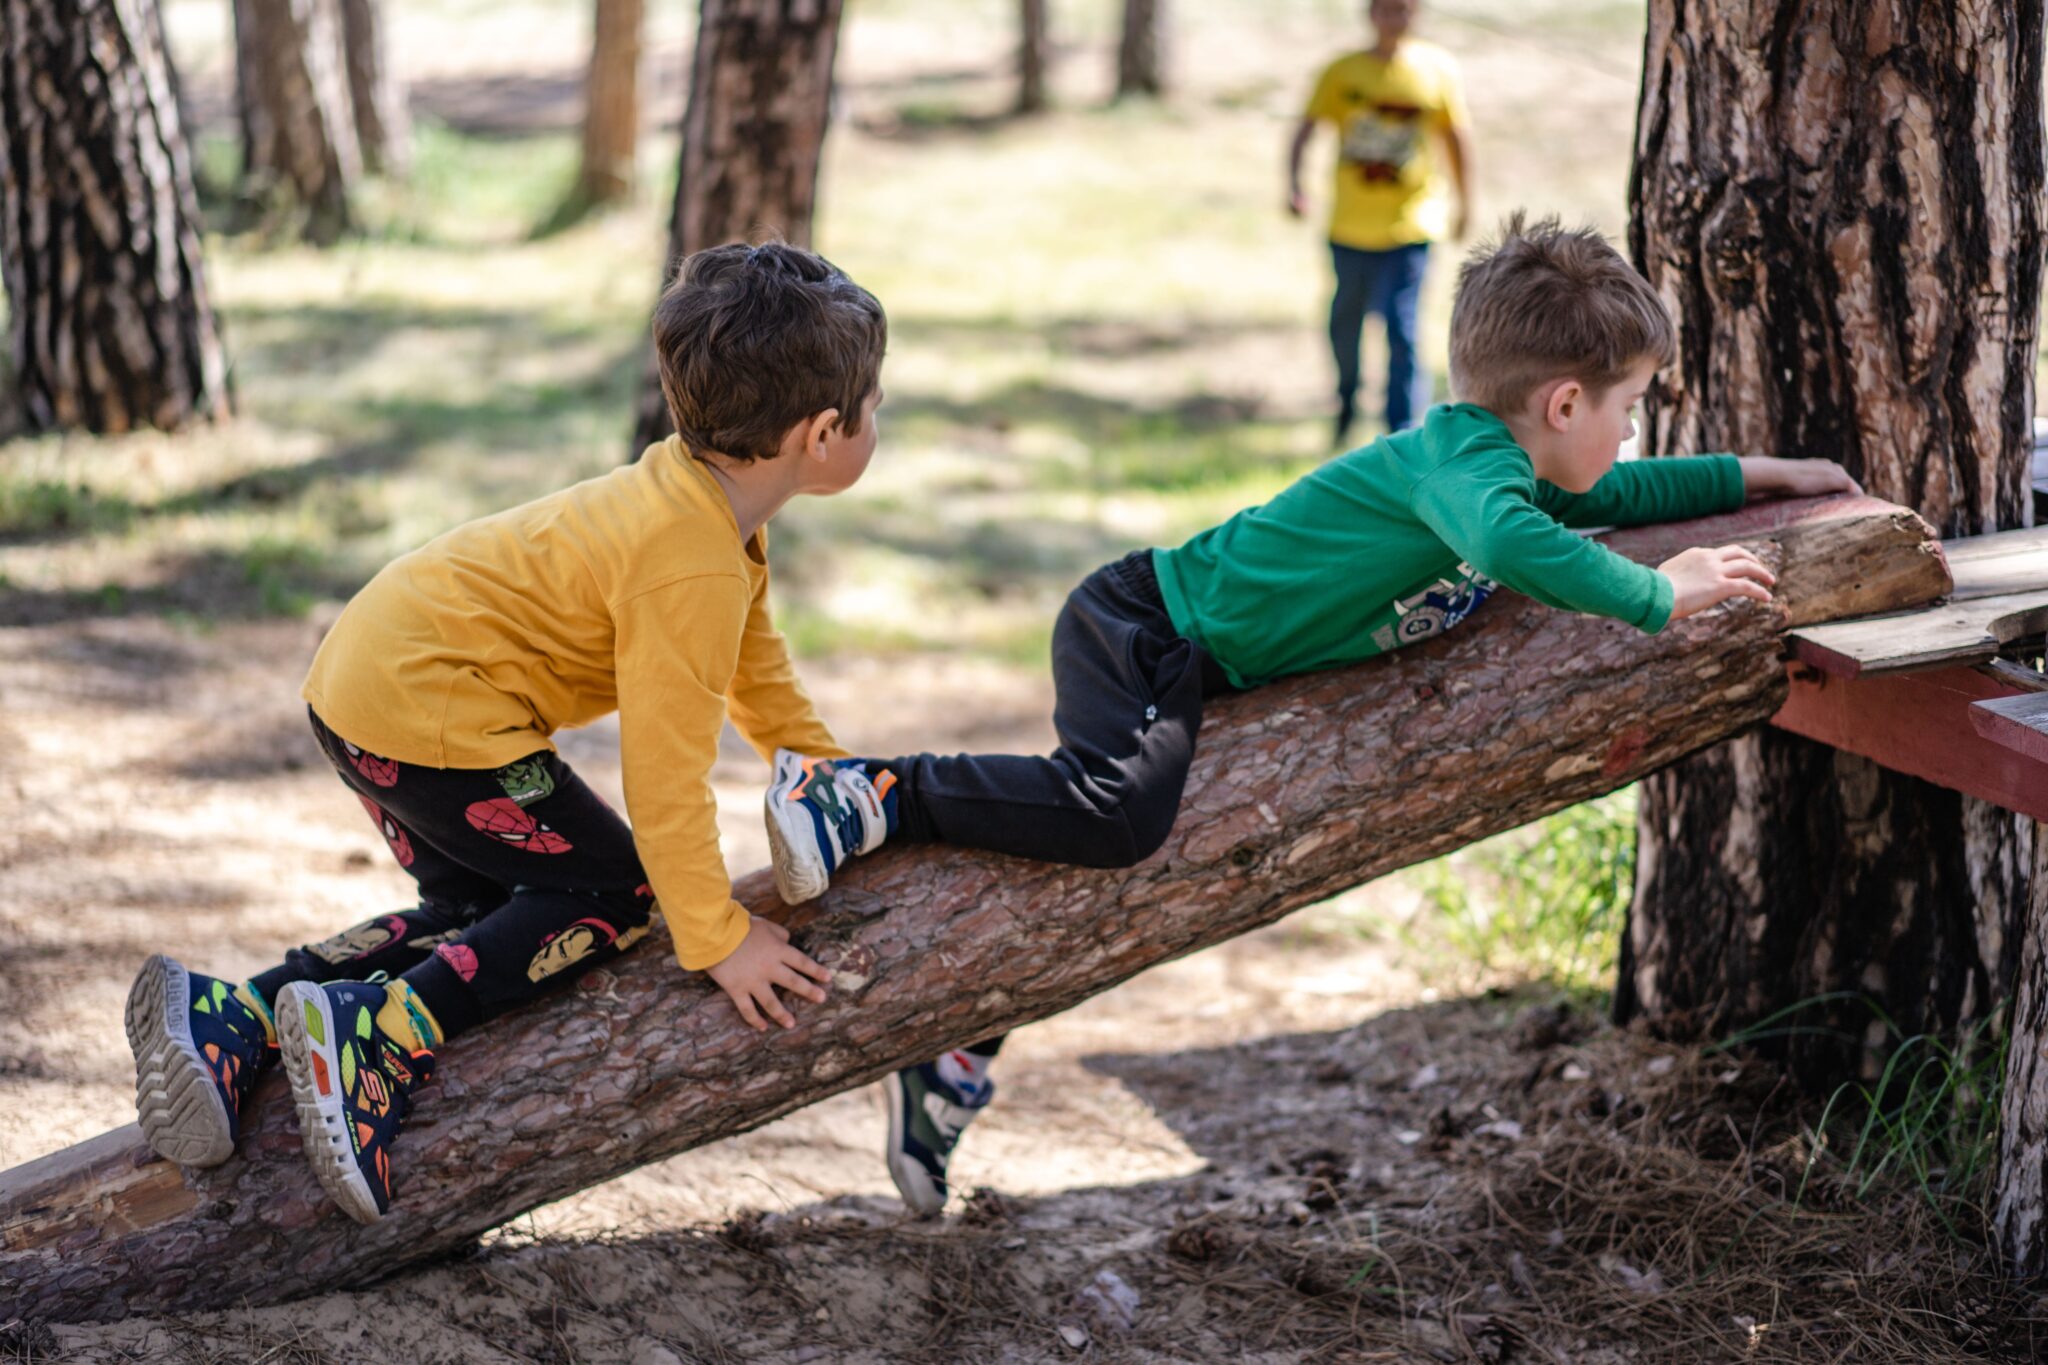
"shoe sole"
125,954,237,1168
275,982,384,1225
764,750,830,905
882,1070,947,1217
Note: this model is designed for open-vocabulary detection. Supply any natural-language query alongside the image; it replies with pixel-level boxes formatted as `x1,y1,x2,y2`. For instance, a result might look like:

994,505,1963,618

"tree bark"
233,0,360,242
0,0,231,434
0,497,1947,1324
1018,0,1049,114
1998,831,2048,1275
573,0,645,210
630,0,843,454
339,0,409,179
1619,0,2048,1272
1114,0,1162,100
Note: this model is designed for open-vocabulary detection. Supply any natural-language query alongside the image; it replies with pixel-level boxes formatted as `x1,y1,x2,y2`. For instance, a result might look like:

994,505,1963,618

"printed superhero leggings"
246,708,655,1041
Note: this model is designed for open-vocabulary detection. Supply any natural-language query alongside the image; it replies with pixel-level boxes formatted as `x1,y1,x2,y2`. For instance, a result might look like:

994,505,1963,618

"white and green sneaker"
884,1060,993,1216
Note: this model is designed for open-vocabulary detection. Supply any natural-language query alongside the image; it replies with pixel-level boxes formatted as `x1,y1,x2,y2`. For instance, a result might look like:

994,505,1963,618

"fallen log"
0,495,1946,1324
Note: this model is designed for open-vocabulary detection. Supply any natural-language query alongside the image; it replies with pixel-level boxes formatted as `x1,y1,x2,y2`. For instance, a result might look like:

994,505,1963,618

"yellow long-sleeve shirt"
303,439,845,970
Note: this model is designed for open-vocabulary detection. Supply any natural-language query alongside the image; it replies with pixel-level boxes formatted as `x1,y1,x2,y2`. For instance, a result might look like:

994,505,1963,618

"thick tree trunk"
1619,0,2048,1272
574,0,645,209
1018,0,1049,114
1114,0,1162,100
1999,835,2048,1275
0,0,230,433
0,497,1947,1324
339,0,409,179
630,0,843,453
234,0,360,242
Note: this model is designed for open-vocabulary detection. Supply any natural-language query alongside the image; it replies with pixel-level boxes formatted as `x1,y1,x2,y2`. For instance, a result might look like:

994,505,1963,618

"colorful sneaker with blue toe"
276,978,436,1224
765,748,894,903
125,955,275,1167
884,1061,993,1216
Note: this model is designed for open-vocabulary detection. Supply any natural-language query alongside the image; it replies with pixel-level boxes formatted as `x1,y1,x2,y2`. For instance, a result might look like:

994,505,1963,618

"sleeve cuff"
668,899,752,971
1637,569,1676,634
1709,454,1747,512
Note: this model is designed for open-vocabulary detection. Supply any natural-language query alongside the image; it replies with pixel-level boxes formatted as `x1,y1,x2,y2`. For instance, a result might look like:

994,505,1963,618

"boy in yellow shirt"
122,242,878,1223
1288,0,1472,444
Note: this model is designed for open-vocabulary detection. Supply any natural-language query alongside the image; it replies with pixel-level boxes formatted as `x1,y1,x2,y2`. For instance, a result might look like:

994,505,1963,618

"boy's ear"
802,408,842,460
1544,379,1582,432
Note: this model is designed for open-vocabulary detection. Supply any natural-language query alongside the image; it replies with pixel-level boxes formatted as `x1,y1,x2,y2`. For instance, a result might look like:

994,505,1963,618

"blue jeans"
1329,240,1430,432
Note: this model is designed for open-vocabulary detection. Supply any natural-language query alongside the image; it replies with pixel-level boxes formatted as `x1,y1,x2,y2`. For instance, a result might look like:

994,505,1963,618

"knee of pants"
1071,794,1178,870
588,883,655,931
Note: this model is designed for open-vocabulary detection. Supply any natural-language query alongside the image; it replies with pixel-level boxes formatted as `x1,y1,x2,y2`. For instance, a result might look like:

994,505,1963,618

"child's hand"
1658,544,1777,621
706,915,831,1032
1738,455,1862,500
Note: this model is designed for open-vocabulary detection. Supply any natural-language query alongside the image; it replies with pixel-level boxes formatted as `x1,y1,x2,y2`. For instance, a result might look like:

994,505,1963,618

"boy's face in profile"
1541,355,1657,493
803,387,884,496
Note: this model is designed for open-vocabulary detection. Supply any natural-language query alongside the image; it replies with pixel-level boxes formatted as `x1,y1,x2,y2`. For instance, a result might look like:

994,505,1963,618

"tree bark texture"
630,0,844,453
1018,0,1049,114
0,0,230,433
1998,829,2048,1275
339,0,409,179
234,0,360,242
0,497,1947,1324
1620,0,2044,1119
574,0,645,209
1114,0,1162,99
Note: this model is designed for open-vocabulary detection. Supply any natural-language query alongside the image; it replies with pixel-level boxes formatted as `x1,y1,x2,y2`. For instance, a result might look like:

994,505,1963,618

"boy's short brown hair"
1448,212,1675,415
652,241,887,462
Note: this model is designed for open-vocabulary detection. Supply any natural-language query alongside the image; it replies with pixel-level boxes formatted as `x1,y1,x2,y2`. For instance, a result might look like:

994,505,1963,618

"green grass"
1713,996,2010,1236
1404,789,1637,999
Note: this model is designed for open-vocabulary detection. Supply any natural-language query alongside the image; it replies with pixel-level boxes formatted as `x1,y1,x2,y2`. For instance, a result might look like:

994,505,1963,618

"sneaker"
125,955,274,1167
764,748,891,904
884,1061,993,1216
276,978,435,1224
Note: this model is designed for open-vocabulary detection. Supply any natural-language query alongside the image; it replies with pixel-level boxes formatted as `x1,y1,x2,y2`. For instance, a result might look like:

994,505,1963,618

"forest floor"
4,1,2045,1360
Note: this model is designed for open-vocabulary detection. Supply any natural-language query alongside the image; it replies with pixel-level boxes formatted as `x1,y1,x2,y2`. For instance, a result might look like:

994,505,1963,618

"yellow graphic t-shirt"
1305,41,1469,250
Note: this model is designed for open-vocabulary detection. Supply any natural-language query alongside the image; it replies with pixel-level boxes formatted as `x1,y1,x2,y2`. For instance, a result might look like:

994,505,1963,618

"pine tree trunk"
630,0,843,453
0,0,231,433
234,0,360,242
1018,0,1049,114
339,0,409,179
573,0,645,209
0,497,1946,1324
1114,0,1162,100
1618,0,2047,1269
1998,840,2048,1275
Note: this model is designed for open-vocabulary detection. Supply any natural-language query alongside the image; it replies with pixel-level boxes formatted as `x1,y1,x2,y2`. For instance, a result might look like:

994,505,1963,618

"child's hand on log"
706,915,832,1031
1659,544,1777,620
1737,456,1862,500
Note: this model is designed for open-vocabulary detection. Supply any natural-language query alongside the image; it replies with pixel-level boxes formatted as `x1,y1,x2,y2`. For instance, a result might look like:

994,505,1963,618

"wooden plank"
1771,664,2048,820
1972,691,2048,767
1787,589,2048,678
1943,524,2048,600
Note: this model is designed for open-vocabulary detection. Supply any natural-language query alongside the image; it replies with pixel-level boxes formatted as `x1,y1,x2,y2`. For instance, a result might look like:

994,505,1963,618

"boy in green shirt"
762,214,1860,1215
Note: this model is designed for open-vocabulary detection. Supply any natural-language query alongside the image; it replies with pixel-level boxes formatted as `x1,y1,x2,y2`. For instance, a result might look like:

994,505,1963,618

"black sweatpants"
879,549,1230,867
247,709,656,1041
871,549,1231,1061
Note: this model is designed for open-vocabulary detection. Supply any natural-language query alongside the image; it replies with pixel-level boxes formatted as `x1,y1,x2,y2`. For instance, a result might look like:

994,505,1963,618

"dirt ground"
6,5,2048,1361
6,620,2046,1364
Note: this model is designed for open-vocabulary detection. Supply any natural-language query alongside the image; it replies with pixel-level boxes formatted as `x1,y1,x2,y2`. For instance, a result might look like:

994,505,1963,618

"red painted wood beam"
1769,663,2048,821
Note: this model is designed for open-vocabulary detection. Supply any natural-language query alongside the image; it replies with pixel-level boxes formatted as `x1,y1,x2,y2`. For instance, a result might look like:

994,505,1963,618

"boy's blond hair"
1448,212,1675,415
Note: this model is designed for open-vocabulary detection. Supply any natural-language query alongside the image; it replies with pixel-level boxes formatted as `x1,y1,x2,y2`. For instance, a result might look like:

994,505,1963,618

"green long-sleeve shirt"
1153,403,1746,688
